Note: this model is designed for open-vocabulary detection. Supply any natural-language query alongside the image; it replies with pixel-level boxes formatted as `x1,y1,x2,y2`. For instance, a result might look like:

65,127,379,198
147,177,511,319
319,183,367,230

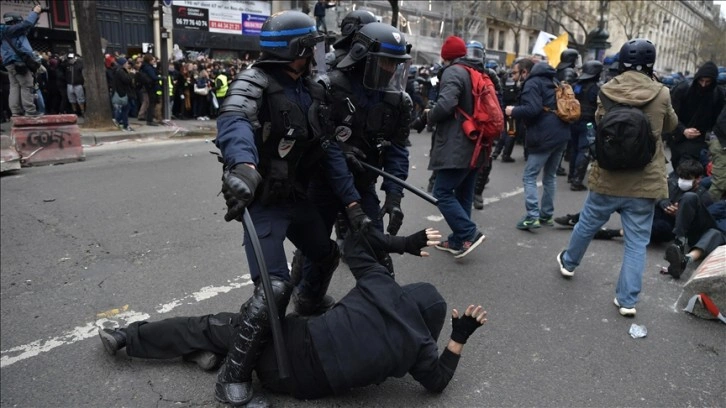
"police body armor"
220,67,329,205
557,67,578,84
321,70,412,191
575,81,598,123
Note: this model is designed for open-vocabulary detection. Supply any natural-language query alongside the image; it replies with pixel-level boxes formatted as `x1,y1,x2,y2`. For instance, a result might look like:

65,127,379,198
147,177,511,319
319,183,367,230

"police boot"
473,165,490,210
215,279,292,406
98,328,127,356
570,160,589,191
292,242,340,316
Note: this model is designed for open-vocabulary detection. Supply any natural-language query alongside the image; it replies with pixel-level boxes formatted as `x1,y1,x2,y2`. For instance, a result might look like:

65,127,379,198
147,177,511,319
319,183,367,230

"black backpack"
595,92,655,171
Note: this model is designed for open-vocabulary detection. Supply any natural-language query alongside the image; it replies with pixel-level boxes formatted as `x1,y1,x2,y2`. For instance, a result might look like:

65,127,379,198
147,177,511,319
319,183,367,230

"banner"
172,0,270,35
173,5,209,31
531,31,557,57
543,33,569,68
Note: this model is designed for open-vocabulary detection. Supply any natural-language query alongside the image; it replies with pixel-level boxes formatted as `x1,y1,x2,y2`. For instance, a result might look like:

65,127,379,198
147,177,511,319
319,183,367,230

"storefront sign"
172,5,209,31
172,0,270,35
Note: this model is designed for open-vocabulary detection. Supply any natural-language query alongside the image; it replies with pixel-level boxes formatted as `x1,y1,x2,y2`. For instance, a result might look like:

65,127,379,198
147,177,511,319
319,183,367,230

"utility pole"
158,0,171,121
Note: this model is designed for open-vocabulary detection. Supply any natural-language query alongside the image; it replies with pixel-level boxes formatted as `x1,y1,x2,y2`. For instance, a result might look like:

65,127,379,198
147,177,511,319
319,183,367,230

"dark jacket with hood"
590,70,678,199
668,61,725,166
510,62,570,153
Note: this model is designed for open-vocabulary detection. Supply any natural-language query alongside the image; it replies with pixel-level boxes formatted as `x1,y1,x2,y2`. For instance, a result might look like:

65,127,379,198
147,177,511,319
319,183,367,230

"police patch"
335,126,353,142
278,138,295,158
392,33,401,43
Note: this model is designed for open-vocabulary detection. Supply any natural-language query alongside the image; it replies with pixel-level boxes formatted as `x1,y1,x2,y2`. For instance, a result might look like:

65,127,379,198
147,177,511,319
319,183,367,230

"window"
488,28,495,48
498,30,505,50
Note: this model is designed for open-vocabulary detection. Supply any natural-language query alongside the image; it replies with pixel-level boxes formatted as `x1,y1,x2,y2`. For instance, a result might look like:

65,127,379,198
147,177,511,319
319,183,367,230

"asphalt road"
1,136,723,408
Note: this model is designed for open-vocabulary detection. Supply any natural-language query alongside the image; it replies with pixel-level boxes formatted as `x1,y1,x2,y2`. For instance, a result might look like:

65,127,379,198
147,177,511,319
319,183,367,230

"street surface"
1,135,723,407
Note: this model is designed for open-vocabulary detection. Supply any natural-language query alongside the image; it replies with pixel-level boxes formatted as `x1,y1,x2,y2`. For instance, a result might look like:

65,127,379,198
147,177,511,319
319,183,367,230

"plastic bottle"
586,122,596,145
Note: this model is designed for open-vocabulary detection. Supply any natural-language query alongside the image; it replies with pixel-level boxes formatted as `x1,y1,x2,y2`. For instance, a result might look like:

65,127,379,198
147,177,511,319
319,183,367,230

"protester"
111,57,134,131
505,59,569,230
61,52,85,116
314,0,337,33
555,39,678,317
428,35,487,258
1,5,43,116
139,54,160,126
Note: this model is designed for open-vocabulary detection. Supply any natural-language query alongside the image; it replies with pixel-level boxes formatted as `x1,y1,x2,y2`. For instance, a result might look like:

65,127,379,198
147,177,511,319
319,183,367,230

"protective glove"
450,306,485,344
345,203,371,233
221,164,262,222
379,192,404,235
339,142,367,175
403,229,429,256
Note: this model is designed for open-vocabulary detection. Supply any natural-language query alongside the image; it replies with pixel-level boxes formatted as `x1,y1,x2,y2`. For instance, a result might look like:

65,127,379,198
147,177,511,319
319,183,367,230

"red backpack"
454,65,504,169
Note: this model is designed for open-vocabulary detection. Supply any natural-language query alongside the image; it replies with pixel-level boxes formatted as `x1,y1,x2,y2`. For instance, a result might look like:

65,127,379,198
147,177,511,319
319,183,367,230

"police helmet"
618,38,656,74
485,59,499,70
334,10,377,51
3,12,23,25
466,40,486,61
337,22,412,91
717,72,726,85
578,60,604,81
556,49,580,70
257,11,324,64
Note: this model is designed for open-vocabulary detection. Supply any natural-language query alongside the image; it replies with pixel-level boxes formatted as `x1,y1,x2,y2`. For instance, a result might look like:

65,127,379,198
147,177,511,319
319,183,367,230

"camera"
41,7,50,13
410,110,428,134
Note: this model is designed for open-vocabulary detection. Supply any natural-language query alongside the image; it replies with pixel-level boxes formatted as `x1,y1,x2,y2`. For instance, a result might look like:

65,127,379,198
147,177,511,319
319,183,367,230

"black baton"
242,209,290,379
359,161,438,206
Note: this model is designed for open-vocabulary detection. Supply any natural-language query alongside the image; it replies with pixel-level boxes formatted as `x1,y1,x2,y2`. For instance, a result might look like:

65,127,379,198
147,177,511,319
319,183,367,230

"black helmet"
556,49,580,70
3,12,23,25
257,11,324,64
618,38,656,74
337,22,412,92
579,60,604,81
334,10,377,51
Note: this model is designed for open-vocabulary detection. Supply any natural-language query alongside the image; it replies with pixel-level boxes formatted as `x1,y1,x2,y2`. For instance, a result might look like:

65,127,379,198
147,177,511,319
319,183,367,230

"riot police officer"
555,48,580,177
293,22,413,290
326,9,377,70
569,60,603,190
211,11,369,406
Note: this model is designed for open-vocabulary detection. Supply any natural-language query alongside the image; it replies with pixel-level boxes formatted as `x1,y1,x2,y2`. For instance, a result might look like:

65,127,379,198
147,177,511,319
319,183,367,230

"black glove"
379,192,404,235
403,229,428,256
221,164,262,222
345,203,371,233
340,143,367,174
451,314,483,344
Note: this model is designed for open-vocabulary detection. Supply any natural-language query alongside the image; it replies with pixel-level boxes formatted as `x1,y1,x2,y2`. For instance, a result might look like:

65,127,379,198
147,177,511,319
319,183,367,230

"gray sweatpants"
6,64,37,115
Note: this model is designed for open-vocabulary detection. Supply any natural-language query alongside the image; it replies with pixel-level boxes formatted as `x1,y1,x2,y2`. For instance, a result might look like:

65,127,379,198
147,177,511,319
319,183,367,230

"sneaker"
556,167,567,176
473,194,484,210
454,232,486,259
435,241,461,254
98,328,127,356
111,119,121,129
501,156,515,163
664,242,687,279
556,250,574,277
613,298,636,317
123,126,135,132
539,216,554,226
183,350,222,371
570,183,587,191
516,216,541,230
554,213,579,227
594,228,621,240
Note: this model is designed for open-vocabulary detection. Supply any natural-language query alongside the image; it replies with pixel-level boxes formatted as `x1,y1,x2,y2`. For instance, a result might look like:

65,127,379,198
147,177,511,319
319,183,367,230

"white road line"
0,274,254,368
425,183,539,222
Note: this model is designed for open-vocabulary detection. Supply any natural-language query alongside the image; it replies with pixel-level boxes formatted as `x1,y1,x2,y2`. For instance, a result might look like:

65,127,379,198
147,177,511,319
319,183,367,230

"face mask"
677,178,694,191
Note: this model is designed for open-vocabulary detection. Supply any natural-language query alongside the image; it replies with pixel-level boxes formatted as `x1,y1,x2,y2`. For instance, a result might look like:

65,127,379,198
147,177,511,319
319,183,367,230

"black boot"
473,165,490,210
98,328,127,356
333,211,349,262
215,279,292,406
291,242,340,316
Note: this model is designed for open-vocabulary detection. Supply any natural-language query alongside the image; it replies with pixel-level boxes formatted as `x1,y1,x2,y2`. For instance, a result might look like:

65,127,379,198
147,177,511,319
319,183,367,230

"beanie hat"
116,57,128,66
441,36,467,61
694,61,719,81
105,54,115,69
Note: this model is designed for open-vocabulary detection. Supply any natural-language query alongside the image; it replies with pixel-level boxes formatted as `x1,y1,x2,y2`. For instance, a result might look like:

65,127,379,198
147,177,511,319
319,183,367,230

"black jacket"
112,66,133,98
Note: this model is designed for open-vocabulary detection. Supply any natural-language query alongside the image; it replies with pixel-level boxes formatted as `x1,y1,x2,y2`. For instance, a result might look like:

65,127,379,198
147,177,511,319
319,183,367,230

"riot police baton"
241,209,290,379
359,161,438,206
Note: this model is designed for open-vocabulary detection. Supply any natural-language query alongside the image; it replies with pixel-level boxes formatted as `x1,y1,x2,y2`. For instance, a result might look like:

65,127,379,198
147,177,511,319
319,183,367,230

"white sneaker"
556,250,574,277
613,298,636,317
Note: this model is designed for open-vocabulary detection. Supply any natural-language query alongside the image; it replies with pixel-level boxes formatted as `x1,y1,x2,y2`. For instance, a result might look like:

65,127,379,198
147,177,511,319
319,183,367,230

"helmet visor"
466,47,484,60
363,55,410,92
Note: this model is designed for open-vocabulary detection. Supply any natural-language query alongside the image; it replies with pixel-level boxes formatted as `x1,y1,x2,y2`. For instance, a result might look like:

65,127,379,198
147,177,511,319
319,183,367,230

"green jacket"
590,71,679,200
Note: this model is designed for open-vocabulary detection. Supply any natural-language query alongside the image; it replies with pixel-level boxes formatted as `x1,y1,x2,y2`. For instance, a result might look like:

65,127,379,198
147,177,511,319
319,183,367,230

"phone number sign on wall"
172,5,209,31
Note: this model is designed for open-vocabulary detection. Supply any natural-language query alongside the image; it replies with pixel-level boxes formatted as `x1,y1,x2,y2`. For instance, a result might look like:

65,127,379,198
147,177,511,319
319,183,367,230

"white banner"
531,31,557,57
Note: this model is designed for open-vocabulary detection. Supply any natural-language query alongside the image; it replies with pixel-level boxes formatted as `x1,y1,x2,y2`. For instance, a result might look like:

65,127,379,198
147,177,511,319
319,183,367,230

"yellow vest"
157,76,173,96
215,74,228,98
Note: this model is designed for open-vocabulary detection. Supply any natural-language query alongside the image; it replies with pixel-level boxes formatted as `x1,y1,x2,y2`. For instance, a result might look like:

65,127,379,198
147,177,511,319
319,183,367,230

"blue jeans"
433,167,479,248
113,103,130,128
522,143,567,219
561,191,656,308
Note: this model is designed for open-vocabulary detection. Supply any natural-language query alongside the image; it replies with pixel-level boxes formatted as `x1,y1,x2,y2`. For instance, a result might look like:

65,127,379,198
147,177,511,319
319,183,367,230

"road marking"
425,182,539,222
0,274,254,368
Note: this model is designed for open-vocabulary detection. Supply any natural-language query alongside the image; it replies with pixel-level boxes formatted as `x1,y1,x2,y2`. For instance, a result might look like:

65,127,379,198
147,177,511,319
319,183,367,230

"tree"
609,0,659,40
72,0,112,128
698,19,726,66
501,0,538,56
535,0,599,54
388,0,399,28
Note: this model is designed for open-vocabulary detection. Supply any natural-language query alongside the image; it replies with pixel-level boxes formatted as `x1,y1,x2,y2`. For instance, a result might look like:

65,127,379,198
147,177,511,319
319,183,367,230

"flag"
544,33,569,68
531,31,557,57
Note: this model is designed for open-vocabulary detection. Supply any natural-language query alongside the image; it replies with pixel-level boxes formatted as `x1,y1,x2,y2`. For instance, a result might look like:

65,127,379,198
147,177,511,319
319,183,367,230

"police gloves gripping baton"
339,142,367,174
379,192,404,235
222,164,262,222
450,305,487,344
345,203,371,233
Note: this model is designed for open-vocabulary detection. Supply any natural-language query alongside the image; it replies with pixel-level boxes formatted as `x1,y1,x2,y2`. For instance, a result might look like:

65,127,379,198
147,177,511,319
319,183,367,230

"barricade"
677,245,726,323
0,134,21,172
11,114,85,166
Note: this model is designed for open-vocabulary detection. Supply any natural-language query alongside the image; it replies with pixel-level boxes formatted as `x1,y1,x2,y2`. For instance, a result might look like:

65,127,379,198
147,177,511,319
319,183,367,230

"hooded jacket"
510,62,570,153
668,62,725,165
590,70,678,199
0,11,38,66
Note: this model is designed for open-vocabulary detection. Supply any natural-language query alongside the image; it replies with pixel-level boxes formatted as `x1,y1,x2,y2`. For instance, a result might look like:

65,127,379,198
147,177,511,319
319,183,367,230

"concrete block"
11,115,84,166
677,245,726,321
1,135,21,173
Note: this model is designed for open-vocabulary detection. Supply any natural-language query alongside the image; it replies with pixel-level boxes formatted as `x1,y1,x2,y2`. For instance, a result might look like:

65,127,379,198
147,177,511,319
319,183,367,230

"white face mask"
677,178,694,191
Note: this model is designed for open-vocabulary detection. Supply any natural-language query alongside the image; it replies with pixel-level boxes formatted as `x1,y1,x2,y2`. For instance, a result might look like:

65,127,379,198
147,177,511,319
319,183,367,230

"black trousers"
124,312,332,399
673,192,717,246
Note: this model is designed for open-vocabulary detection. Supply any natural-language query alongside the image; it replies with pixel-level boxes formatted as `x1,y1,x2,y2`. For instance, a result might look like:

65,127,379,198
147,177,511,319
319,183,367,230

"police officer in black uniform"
555,48,580,177
569,60,603,190
293,22,413,289
325,9,377,70
202,11,368,406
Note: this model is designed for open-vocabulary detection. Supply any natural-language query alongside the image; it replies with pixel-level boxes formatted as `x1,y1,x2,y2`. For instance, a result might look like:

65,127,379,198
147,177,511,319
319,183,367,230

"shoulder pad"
235,67,268,89
219,68,267,126
305,77,326,101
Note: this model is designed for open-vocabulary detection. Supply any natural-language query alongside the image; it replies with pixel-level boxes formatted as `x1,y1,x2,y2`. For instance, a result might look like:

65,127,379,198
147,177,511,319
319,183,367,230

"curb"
81,125,216,146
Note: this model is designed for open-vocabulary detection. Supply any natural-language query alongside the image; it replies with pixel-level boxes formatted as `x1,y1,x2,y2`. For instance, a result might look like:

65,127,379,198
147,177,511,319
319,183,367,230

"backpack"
595,91,655,171
454,64,504,169
544,79,581,123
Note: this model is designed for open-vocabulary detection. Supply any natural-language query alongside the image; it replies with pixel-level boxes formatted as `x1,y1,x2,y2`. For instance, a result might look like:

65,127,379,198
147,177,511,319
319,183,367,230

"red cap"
441,36,467,61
